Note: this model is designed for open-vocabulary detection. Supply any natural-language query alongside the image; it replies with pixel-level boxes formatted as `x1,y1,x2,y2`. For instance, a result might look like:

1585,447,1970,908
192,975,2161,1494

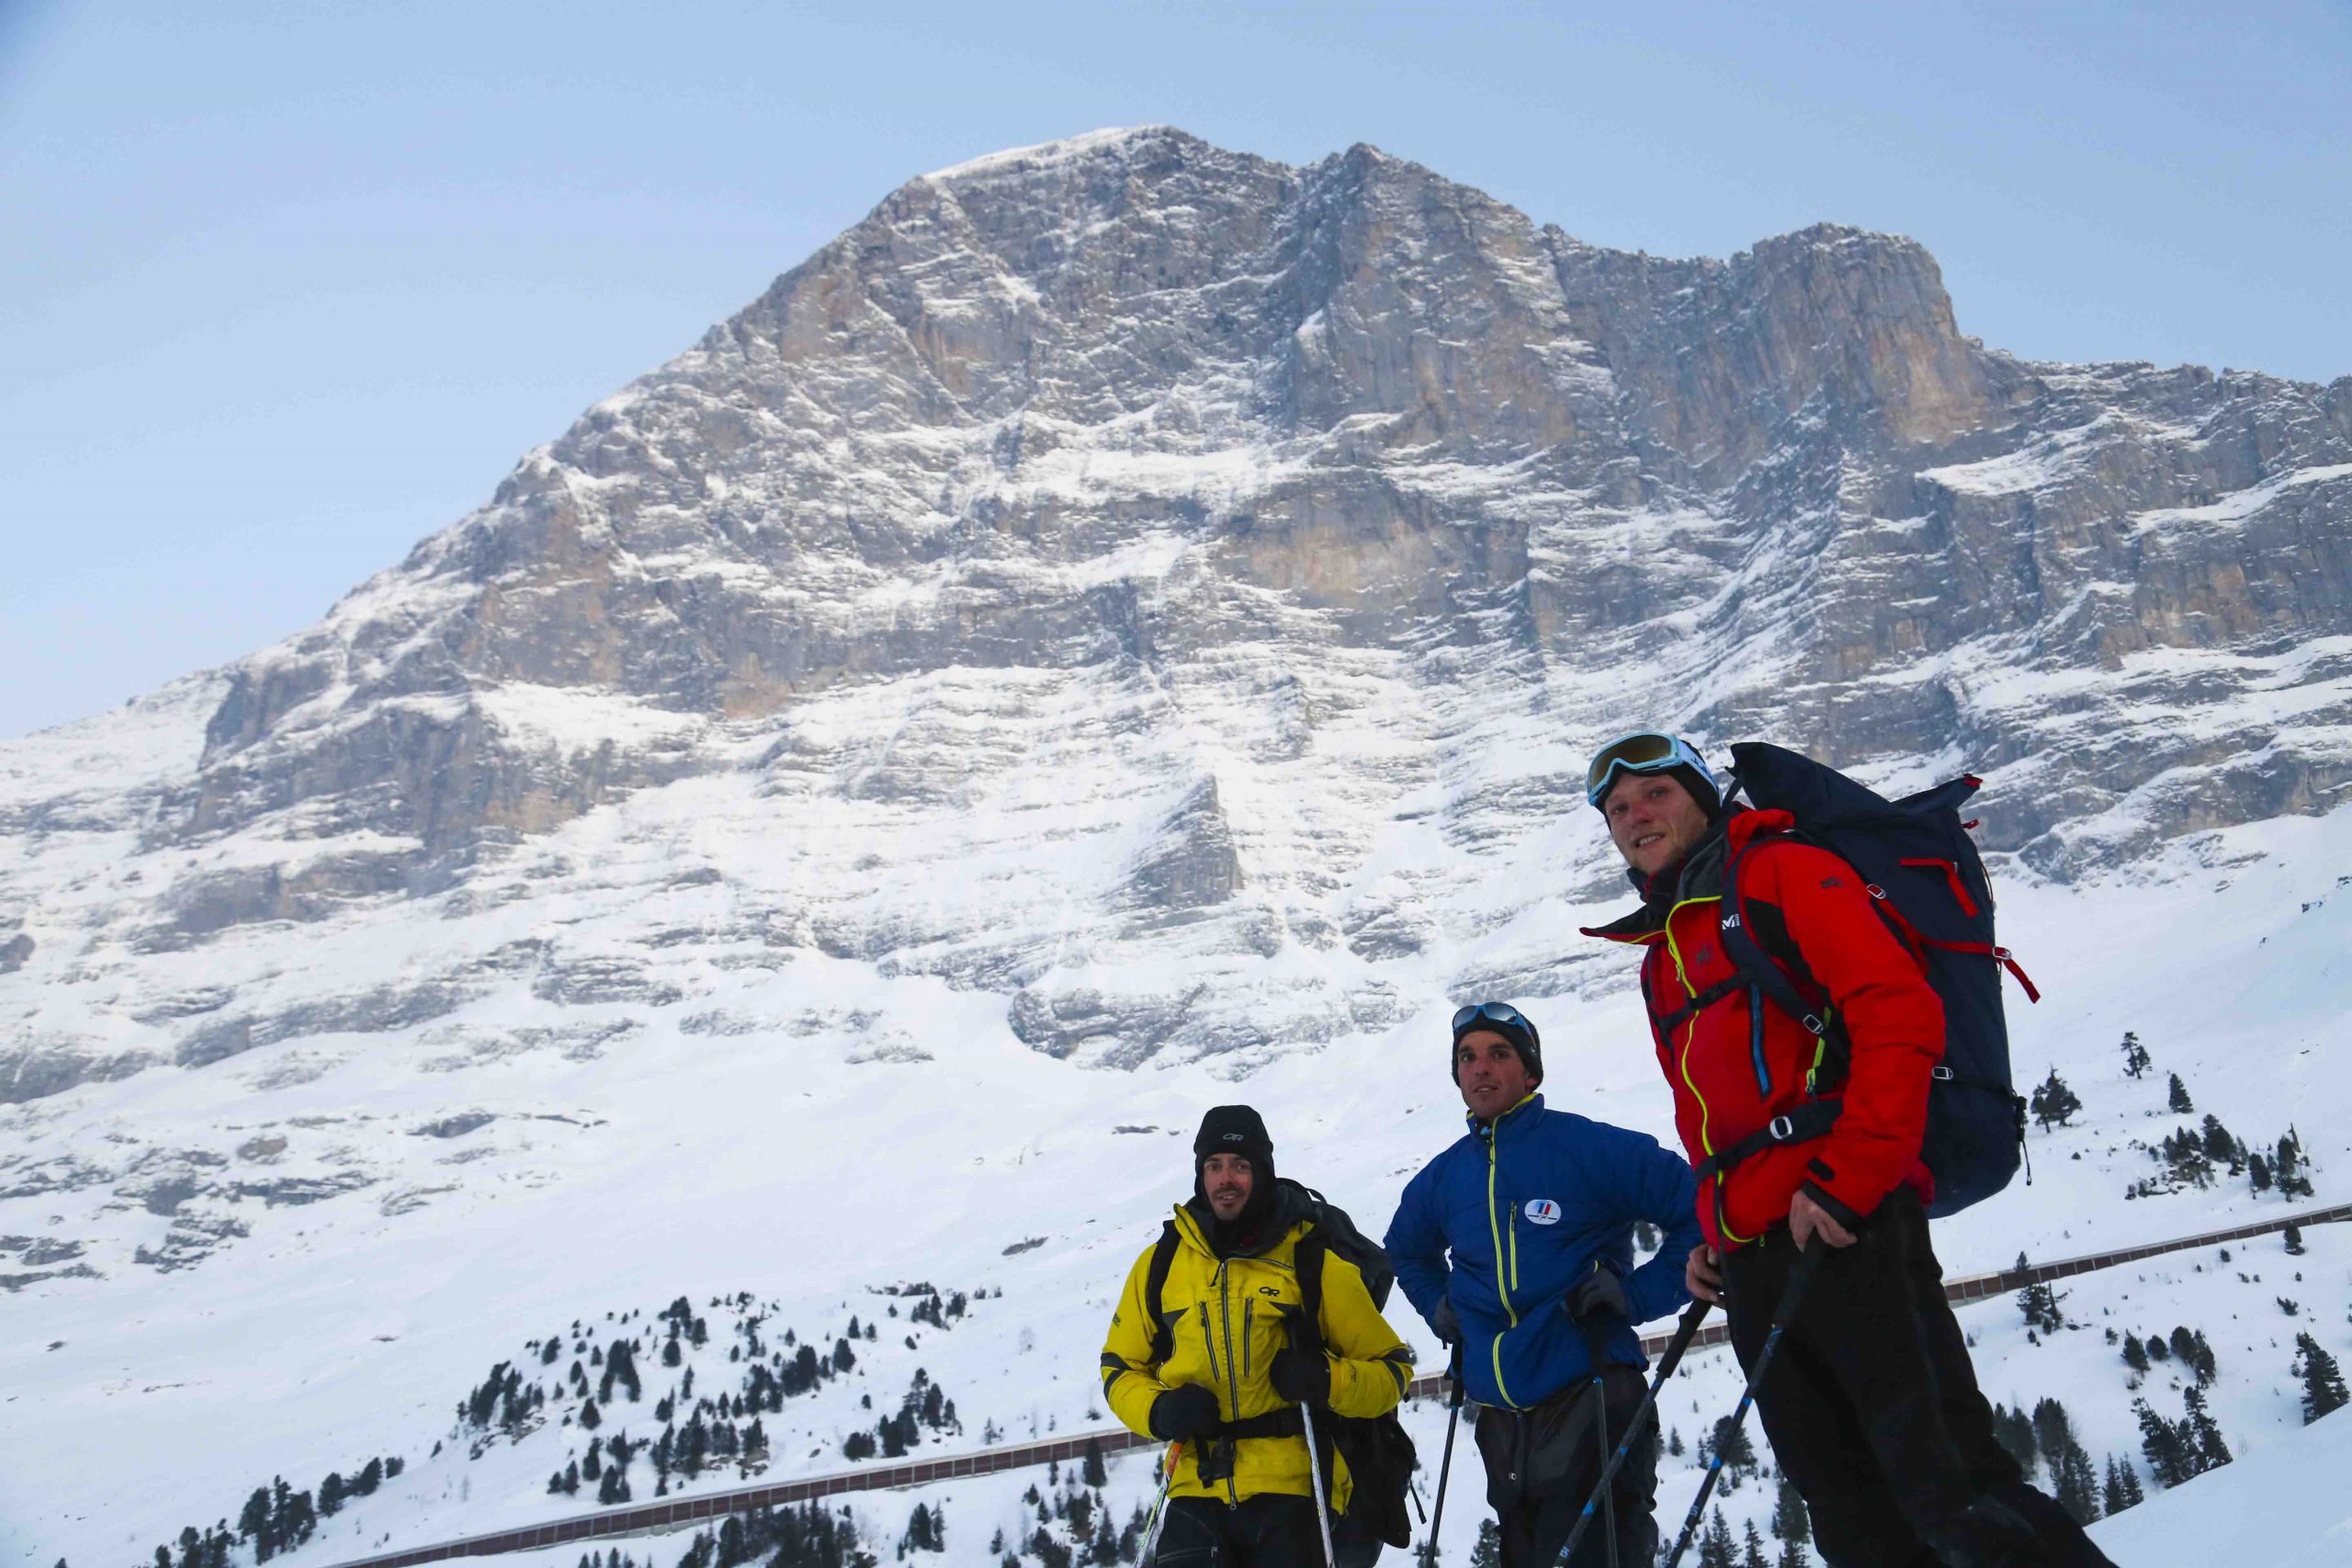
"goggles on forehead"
1452,1000,1530,1038
1584,731,1715,808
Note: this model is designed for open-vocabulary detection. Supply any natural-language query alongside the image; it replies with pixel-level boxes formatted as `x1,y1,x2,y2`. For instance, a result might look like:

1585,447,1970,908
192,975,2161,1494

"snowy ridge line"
322,1201,2350,1568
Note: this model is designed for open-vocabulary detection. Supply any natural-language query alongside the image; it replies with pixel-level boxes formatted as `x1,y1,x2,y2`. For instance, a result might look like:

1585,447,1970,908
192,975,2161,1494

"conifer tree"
1468,1520,1500,1568
2121,1335,2149,1373
2120,1032,2150,1078
1770,1470,1811,1567
1696,1510,1738,1568
582,1396,603,1430
2101,1455,2143,1515
2183,1384,2230,1471
1741,1520,1770,1568
2030,1070,2081,1130
2294,1332,2349,1423
1709,1415,1758,1482
2133,1399,2188,1488
1082,1437,1107,1488
1990,1404,2039,1473
2166,1074,2193,1113
2250,1152,2274,1193
2285,1222,2306,1256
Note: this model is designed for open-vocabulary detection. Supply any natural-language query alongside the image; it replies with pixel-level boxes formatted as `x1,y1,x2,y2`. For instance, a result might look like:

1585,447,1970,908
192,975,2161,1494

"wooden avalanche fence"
328,1201,2352,1568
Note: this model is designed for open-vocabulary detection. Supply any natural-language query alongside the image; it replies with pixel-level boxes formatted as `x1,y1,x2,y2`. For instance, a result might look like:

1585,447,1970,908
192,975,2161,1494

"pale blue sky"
4,0,2347,738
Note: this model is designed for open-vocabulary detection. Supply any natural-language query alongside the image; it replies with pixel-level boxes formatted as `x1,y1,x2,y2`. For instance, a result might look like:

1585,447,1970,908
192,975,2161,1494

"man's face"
1202,1153,1255,1221
1455,1031,1533,1122
1604,771,1712,878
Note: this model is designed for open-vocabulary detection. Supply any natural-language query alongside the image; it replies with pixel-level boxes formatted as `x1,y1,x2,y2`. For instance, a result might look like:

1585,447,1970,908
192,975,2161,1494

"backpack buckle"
1931,1066,1955,1082
1866,884,1887,900
1801,1014,1826,1036
1770,1114,1795,1142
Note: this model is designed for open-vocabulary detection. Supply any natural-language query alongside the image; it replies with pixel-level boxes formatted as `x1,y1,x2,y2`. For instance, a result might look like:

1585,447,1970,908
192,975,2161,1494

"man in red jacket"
1582,735,2113,1568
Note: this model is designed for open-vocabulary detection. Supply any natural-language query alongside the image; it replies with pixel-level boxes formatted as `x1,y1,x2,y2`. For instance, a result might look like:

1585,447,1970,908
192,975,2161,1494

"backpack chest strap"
1691,1098,1844,1186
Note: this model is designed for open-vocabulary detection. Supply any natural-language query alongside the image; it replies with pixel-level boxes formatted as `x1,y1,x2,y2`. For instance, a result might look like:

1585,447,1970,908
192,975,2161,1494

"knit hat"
1193,1104,1275,1182
1449,1003,1544,1088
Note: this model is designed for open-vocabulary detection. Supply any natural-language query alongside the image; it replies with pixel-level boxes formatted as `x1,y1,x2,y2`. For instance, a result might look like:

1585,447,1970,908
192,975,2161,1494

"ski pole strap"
1691,1099,1843,1186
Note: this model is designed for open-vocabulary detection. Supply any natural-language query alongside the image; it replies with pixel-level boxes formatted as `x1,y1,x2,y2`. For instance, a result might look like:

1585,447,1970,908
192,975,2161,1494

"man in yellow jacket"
1102,1106,1415,1568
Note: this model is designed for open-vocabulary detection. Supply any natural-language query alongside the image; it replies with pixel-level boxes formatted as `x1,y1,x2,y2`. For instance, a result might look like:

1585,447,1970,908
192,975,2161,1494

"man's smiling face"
1604,771,1713,878
1454,1031,1533,1122
1201,1152,1254,1222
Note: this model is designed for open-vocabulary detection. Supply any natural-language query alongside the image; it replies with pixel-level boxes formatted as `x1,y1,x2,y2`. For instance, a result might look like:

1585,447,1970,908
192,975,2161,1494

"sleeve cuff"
1799,1179,1868,1233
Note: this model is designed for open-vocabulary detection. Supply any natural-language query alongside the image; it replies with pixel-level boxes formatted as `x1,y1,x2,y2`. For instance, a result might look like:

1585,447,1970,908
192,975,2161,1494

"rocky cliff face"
5,126,2350,1114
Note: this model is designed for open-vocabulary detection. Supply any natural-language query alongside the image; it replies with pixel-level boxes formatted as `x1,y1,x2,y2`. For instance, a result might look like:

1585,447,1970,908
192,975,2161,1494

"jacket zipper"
1216,1258,1241,1506
1242,1300,1253,1378
1666,897,1758,1246
1486,1126,1520,1408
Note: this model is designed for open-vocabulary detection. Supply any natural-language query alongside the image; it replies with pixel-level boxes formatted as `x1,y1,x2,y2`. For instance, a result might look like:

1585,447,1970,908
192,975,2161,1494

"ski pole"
1662,1239,1826,1568
1571,1317,1620,1568
1423,1345,1464,1568
1138,1441,1181,1568
1555,1298,1711,1565
1299,1403,1340,1568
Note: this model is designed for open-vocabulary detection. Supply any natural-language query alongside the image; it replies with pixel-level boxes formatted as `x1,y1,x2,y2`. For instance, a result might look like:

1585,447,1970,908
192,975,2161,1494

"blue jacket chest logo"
1522,1199,1562,1225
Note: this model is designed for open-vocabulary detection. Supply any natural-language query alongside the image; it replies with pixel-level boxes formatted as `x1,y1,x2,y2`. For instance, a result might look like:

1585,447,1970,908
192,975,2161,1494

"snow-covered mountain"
4,126,2350,1568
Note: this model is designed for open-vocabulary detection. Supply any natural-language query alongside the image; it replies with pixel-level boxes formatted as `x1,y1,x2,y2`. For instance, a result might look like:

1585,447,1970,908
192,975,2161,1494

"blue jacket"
1385,1094,1701,1409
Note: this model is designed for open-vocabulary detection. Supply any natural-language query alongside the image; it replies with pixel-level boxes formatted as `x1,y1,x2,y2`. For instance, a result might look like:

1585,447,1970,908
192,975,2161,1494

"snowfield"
5,790,2350,1567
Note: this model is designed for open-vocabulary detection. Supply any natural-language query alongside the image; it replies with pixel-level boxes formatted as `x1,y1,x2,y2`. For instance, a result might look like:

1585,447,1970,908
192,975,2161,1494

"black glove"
1430,1297,1462,1346
1149,1383,1221,1441
1269,1347,1332,1407
1566,1260,1633,1323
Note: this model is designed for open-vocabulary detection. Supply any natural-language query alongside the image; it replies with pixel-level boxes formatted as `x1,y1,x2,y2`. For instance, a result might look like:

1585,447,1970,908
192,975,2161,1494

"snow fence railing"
323,1199,2352,1568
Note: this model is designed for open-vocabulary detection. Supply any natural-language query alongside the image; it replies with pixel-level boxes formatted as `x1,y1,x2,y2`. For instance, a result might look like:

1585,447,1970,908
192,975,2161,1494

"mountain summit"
4,125,2349,1102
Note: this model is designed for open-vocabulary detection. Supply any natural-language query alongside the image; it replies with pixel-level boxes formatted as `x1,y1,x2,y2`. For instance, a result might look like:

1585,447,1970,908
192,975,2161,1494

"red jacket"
1586,809,1945,1251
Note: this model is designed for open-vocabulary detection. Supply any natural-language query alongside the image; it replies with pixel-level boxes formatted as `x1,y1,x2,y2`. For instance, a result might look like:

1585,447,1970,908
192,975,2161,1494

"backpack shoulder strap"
1145,1220,1182,1364
1290,1225,1329,1355
1719,831,1842,1046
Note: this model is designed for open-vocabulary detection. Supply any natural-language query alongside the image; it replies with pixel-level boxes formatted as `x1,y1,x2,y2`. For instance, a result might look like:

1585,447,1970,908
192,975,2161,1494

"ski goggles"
1584,731,1715,808
1451,1001,1532,1039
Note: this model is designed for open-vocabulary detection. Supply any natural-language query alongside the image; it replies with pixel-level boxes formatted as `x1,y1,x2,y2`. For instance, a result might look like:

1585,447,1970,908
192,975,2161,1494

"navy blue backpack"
1717,742,2036,1217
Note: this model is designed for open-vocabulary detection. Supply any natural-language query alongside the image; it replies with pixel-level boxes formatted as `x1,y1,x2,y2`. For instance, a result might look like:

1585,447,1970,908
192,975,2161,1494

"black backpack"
1710,742,2036,1218
1145,1181,1417,1565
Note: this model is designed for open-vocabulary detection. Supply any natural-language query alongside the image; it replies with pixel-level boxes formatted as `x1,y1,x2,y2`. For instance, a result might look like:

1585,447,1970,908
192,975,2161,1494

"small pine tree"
2017,1282,2067,1336
1696,1510,1739,1568
1468,1520,1500,1568
2285,1222,2307,1255
1082,1437,1107,1488
2295,1333,2350,1423
2101,1455,2143,1516
2122,1335,2149,1373
2121,1032,2151,1078
2166,1074,2193,1113
2030,1069,2082,1130
2134,1398,2189,1488
580,1397,602,1430
1741,1520,1770,1568
1770,1469,1811,1552
1709,1415,1758,1480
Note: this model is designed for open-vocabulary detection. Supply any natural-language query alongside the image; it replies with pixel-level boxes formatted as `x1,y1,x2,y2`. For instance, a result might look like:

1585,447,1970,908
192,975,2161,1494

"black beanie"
1450,1007,1544,1087
1193,1104,1275,1182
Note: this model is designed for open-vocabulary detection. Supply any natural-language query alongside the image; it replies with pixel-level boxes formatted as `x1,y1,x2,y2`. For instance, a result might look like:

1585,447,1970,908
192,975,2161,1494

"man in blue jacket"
1385,1002,1701,1568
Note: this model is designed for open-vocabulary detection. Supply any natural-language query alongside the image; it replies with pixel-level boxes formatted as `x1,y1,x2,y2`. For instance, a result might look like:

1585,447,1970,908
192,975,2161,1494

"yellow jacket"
1100,1198,1413,1509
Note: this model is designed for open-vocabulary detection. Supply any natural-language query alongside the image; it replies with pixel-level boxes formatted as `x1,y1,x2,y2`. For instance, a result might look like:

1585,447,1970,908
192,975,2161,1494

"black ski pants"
1158,1494,1322,1568
1474,1367,1657,1568
1722,1186,2115,1568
